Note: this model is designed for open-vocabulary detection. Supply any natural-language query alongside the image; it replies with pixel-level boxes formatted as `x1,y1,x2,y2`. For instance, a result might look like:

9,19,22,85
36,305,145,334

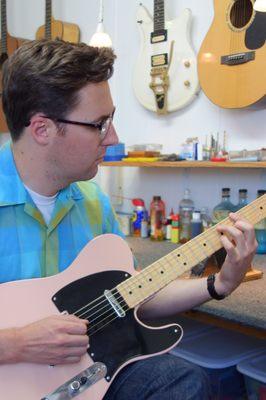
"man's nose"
102,123,119,146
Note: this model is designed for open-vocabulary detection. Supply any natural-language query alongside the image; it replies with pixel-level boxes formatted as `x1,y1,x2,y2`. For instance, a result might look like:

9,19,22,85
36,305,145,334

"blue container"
237,351,266,400
170,328,265,400
104,143,125,161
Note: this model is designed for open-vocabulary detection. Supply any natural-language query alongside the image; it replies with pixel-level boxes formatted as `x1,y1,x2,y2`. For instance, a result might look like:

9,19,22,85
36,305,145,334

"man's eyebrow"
91,107,115,123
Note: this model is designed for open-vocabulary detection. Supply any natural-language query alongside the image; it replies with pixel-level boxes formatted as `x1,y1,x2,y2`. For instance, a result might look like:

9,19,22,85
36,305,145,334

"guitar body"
36,17,64,41
0,33,18,132
133,5,199,113
62,21,80,43
0,234,182,400
198,0,266,109
36,17,80,43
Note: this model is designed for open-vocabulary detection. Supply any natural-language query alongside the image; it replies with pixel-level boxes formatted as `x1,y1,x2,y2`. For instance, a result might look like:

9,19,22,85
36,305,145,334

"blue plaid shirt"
0,142,124,283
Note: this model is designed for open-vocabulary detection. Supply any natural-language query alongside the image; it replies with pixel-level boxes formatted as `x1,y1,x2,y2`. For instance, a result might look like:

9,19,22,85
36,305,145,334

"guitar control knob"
184,60,191,68
69,380,81,394
184,80,191,87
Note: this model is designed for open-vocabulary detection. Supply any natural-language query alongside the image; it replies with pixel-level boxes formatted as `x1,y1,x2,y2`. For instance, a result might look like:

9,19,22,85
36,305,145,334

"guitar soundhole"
230,0,253,29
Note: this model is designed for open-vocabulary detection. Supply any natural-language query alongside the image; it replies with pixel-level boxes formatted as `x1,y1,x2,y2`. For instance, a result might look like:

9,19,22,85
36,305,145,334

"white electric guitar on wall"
0,195,265,399
133,0,199,114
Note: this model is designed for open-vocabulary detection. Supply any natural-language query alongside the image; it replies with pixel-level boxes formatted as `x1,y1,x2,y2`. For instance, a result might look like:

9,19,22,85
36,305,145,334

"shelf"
101,161,266,169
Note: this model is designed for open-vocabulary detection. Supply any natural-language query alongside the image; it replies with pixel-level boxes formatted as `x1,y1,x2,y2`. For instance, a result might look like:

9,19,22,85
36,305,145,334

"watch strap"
207,274,226,300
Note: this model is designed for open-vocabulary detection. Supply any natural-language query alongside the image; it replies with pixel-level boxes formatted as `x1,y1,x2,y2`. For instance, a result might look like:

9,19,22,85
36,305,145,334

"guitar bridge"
149,67,169,114
221,51,255,65
41,362,107,399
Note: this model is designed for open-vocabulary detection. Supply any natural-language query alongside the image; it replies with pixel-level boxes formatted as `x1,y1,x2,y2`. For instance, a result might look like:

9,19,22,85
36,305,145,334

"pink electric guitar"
0,195,265,400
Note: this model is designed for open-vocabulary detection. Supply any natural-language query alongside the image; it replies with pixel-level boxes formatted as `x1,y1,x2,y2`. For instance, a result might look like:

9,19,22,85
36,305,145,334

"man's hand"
215,213,258,296
12,314,89,365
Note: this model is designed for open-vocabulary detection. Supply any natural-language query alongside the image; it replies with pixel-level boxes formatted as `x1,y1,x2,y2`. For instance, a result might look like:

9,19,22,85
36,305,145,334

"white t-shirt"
24,184,58,225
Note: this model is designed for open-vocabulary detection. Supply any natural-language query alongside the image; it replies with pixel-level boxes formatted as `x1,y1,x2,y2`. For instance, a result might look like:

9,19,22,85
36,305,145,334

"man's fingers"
64,334,89,347
217,225,246,251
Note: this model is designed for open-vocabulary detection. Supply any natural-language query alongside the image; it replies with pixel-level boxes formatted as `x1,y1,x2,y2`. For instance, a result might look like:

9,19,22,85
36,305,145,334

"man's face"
48,81,118,184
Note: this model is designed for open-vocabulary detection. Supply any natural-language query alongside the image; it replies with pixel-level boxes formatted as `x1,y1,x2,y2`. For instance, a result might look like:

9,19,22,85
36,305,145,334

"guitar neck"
118,194,266,309
1,0,8,55
153,0,165,31
45,0,52,40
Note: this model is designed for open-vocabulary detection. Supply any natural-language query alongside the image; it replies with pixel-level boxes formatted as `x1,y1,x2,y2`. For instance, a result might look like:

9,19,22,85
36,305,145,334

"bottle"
166,208,174,240
255,190,266,254
140,217,149,238
179,189,194,243
212,188,235,224
191,211,202,238
150,196,165,241
200,207,212,231
171,214,179,243
234,189,248,211
132,198,148,237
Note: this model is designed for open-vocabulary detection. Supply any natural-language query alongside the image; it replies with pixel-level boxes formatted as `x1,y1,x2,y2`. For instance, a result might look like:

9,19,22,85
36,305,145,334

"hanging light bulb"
89,0,112,48
253,0,266,11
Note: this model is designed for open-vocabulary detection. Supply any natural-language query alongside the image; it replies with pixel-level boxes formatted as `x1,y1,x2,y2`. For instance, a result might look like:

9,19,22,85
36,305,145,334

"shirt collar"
0,141,84,206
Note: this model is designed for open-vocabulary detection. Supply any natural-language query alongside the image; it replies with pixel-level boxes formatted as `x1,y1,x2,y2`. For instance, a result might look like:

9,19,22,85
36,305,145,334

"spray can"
132,198,148,237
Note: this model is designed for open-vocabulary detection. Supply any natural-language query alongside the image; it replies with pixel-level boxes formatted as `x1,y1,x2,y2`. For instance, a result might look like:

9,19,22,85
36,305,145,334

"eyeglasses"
25,107,116,141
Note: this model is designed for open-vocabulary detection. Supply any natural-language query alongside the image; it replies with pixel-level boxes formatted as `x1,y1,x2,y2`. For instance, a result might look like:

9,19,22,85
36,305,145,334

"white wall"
5,0,266,214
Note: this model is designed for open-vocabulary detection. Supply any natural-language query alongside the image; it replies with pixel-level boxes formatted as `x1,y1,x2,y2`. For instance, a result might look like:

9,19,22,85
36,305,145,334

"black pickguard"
52,270,182,380
245,11,266,50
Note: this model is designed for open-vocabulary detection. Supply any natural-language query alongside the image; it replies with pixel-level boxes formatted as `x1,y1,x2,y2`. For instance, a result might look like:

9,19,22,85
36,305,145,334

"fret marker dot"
149,278,152,281
184,263,187,266
203,243,207,247
161,271,164,274
129,291,132,295
139,285,142,288
177,254,180,257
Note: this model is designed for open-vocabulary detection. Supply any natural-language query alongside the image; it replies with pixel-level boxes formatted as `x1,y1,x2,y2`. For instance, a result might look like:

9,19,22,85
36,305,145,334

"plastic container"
255,190,266,254
237,351,266,400
171,214,179,243
191,211,202,238
170,328,266,400
103,143,125,161
150,196,165,241
179,189,194,243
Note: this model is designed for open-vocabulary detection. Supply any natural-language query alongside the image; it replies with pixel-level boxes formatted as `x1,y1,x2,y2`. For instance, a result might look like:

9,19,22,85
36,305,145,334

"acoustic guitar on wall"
0,0,19,133
198,0,266,109
36,0,80,43
133,0,199,114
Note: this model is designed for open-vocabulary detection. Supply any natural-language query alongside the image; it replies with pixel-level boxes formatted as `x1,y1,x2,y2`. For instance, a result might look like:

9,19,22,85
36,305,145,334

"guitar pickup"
151,53,168,67
221,51,255,66
151,29,167,44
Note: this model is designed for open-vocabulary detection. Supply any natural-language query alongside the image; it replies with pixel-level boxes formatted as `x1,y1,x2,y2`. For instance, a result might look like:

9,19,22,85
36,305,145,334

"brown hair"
2,39,116,141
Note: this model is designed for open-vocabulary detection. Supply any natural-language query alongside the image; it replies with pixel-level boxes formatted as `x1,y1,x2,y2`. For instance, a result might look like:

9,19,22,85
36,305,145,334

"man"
0,39,257,399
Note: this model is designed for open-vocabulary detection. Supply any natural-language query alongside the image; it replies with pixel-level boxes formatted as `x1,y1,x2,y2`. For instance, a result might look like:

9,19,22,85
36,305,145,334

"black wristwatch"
207,274,226,300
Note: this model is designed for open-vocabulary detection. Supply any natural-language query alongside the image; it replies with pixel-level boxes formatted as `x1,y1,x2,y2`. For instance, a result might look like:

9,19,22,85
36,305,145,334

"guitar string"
71,201,264,335
84,217,258,334
74,201,263,330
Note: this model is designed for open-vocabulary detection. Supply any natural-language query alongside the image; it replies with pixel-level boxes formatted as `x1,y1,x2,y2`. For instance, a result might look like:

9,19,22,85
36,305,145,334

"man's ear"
27,114,55,145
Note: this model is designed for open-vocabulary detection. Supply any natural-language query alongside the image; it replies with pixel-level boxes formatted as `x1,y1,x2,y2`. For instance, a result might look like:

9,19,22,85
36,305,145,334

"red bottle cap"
132,198,145,207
